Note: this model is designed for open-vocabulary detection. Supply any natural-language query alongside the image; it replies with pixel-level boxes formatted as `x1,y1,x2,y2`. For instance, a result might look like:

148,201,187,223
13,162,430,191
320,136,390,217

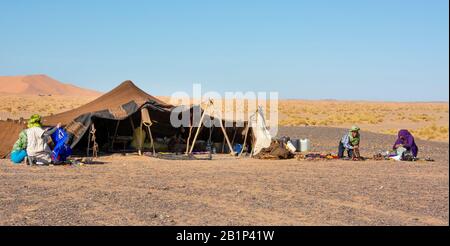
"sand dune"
0,75,101,97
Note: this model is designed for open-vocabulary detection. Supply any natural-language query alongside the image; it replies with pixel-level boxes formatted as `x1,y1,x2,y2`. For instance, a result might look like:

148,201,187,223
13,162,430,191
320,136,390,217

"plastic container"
290,139,300,152
233,144,243,154
300,139,310,152
286,141,297,154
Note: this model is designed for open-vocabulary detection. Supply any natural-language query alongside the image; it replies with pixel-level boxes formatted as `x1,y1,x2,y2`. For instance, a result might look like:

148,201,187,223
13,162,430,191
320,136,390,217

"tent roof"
43,80,173,126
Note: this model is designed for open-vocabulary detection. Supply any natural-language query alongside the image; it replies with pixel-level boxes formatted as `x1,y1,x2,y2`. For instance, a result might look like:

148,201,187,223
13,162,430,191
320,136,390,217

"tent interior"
71,106,253,156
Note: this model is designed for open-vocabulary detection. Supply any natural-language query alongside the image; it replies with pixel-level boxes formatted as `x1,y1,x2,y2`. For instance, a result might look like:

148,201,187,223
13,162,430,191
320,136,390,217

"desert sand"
1,94,448,141
0,126,447,226
0,78,448,226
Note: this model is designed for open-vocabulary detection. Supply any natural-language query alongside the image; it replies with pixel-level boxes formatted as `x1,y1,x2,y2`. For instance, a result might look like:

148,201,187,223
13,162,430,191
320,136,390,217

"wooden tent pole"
231,127,237,146
91,124,98,158
189,103,209,154
204,99,235,156
239,122,250,157
250,108,258,157
129,117,135,134
210,103,235,156
87,129,91,157
140,107,155,156
218,119,235,156
185,116,193,155
146,125,155,155
138,121,143,156
111,120,120,151
221,134,226,153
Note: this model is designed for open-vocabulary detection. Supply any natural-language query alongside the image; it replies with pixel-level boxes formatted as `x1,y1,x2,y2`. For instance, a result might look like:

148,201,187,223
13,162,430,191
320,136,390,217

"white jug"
286,141,297,154
300,139,310,152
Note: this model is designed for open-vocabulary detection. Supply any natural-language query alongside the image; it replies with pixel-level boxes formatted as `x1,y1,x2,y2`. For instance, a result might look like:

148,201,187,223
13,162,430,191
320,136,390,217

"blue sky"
0,0,448,101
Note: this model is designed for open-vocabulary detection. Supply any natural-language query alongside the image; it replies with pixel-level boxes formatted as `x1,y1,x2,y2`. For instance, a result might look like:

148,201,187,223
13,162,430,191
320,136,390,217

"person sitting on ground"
10,130,28,164
393,129,418,158
338,126,361,159
25,114,61,165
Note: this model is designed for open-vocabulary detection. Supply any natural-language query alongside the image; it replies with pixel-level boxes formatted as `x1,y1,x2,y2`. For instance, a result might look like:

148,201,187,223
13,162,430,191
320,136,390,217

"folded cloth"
11,150,27,164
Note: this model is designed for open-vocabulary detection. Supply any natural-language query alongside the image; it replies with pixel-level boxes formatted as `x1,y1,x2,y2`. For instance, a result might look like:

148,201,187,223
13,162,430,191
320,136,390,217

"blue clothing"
11,150,27,164
338,141,353,158
50,128,72,162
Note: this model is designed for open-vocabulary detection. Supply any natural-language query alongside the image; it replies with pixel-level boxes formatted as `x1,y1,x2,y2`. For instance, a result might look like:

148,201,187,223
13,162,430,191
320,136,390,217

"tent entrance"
72,113,141,154
71,109,254,156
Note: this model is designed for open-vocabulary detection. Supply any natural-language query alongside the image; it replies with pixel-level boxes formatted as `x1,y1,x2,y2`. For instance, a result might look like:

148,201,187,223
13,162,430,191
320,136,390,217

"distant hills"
0,75,101,97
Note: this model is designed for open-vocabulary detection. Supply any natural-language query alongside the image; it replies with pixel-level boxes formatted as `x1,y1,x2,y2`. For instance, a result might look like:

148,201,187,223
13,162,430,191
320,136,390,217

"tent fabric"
249,107,273,155
42,81,176,149
0,120,26,158
42,80,173,126
63,100,172,148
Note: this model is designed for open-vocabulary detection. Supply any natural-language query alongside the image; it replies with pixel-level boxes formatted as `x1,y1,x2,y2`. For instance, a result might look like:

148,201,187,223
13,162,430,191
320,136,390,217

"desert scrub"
411,125,449,141
381,126,448,141
408,114,436,123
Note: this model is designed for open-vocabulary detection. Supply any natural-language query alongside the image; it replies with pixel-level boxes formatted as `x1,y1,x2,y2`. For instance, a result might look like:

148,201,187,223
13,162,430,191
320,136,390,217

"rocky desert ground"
0,82,448,226
0,126,448,226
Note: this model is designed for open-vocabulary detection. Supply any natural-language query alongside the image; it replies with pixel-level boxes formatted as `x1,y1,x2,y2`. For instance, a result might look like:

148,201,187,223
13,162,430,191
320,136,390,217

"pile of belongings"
372,153,389,161
374,150,434,162
254,140,295,160
297,153,339,161
375,148,418,162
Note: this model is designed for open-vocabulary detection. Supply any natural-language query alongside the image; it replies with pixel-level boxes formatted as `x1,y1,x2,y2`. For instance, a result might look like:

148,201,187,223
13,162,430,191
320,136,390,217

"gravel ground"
0,126,448,226
278,126,449,162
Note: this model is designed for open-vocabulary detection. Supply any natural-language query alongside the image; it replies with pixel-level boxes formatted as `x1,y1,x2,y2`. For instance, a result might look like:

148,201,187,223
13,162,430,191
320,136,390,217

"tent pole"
111,120,120,151
250,134,255,157
207,99,235,155
221,134,226,153
239,122,250,157
250,108,260,157
129,116,140,155
189,103,209,154
208,99,235,156
87,128,91,157
91,124,98,158
185,117,193,155
146,125,155,155
129,117,135,134
231,126,237,146
217,117,235,156
138,121,143,156
140,107,155,156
